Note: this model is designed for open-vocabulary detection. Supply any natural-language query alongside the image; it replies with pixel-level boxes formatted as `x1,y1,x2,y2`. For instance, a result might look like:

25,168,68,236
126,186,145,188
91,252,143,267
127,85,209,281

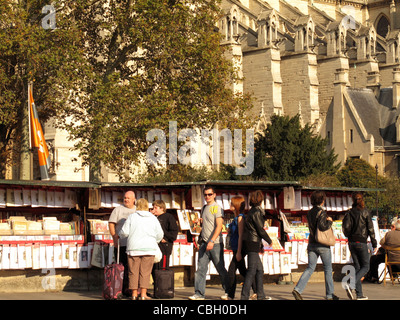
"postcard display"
0,187,87,270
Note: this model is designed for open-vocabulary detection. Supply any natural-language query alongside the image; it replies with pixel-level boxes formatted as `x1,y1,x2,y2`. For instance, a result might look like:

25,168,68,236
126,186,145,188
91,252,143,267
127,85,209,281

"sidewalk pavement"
0,281,398,300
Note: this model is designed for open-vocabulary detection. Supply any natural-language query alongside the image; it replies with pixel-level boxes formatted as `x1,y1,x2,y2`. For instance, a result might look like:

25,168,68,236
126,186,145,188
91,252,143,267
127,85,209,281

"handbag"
315,210,336,246
154,246,162,263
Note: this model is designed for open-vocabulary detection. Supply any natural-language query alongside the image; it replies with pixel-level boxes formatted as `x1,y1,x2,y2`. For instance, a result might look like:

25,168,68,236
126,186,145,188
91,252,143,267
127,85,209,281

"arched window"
376,15,390,38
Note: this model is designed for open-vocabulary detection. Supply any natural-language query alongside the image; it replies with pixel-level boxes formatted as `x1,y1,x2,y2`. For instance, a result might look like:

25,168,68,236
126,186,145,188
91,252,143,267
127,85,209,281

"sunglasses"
204,193,214,197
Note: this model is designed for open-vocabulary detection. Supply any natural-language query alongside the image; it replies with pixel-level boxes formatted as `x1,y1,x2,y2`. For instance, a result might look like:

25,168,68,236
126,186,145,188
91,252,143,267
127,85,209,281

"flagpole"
19,82,32,180
28,82,32,150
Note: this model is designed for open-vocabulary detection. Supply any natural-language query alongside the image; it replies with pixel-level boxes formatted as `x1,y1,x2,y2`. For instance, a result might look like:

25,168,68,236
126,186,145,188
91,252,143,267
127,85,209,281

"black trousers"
151,242,172,282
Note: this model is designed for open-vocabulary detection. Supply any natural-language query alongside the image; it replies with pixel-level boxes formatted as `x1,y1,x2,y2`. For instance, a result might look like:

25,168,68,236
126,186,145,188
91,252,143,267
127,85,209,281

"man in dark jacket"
342,192,377,300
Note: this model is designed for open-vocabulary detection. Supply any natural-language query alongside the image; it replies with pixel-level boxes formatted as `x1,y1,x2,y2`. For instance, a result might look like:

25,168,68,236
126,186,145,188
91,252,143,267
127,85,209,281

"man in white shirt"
108,190,136,296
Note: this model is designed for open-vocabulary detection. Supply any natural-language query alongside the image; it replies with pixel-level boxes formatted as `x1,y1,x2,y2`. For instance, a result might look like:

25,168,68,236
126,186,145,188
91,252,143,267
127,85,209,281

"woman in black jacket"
342,192,377,300
292,191,338,300
151,200,178,283
240,190,272,300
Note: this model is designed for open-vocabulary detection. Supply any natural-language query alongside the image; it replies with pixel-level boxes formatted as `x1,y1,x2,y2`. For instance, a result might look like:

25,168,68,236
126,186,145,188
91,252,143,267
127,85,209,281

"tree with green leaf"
252,114,339,181
0,0,87,178
58,0,253,181
336,158,396,220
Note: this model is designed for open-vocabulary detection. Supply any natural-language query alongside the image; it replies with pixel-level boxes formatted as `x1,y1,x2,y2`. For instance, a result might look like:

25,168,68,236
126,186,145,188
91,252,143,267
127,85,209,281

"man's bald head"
123,190,136,209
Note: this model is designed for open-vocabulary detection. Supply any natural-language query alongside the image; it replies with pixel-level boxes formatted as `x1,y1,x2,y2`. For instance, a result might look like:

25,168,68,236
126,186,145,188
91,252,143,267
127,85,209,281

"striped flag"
28,83,51,180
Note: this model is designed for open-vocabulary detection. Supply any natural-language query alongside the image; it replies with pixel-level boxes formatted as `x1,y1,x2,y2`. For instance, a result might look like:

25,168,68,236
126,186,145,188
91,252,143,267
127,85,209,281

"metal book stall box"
0,180,92,271
0,179,388,288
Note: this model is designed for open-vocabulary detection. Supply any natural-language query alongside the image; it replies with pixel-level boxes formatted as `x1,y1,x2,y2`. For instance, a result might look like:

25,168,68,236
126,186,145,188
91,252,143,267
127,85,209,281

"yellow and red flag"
28,83,50,180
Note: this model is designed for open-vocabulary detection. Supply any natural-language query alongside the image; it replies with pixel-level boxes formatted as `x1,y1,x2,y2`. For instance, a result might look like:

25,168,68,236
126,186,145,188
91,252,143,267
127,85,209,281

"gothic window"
376,15,390,38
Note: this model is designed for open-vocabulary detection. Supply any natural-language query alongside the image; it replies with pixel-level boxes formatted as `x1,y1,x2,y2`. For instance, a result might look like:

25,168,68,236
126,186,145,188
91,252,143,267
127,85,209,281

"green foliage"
0,0,253,180
252,114,339,181
336,158,383,189
336,158,399,220
58,0,254,180
0,0,88,178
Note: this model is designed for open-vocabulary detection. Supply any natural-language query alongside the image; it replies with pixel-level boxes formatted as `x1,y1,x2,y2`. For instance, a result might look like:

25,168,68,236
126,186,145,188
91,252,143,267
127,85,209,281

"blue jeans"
240,251,265,300
348,242,370,297
294,243,335,299
194,242,228,298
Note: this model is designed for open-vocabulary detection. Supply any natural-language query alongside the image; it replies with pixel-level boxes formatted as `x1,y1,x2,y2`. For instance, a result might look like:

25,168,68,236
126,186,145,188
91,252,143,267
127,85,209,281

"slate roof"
345,87,400,148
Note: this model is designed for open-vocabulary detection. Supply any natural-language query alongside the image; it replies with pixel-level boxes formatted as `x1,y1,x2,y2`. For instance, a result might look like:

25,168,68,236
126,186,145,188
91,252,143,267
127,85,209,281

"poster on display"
0,189,6,207
87,242,94,268
341,242,350,264
69,244,78,269
31,189,39,207
47,190,55,208
290,241,298,266
53,244,62,268
14,190,23,206
61,243,69,268
267,252,274,275
262,253,269,274
39,244,47,269
280,252,291,274
273,252,281,274
298,241,308,264
283,187,295,209
91,242,104,268
46,245,54,269
2,245,10,269
10,244,19,269
191,185,203,209
177,210,190,231
108,243,114,265
32,244,40,269
88,189,100,210
25,244,32,269
180,243,194,266
78,244,89,268
334,242,341,263
17,244,26,269
38,189,47,207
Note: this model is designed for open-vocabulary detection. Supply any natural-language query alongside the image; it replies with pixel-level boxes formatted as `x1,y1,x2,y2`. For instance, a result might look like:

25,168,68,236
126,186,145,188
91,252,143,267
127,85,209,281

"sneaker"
292,289,303,300
344,284,354,300
356,296,368,300
220,294,230,300
326,294,339,300
250,293,257,300
189,294,205,300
